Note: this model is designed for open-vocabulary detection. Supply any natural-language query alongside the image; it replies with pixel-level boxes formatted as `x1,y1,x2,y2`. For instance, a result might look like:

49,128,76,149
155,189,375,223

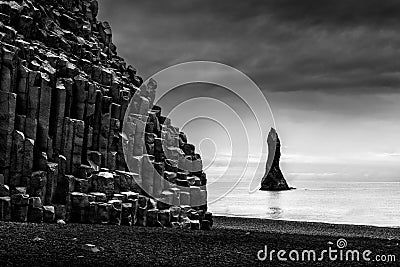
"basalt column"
0,0,211,229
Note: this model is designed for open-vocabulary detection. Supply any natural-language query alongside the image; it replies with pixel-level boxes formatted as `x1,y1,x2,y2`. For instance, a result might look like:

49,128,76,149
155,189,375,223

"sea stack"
260,128,291,191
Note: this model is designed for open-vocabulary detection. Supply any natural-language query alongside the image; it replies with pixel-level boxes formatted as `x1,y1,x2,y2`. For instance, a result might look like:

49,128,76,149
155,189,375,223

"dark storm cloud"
102,0,400,27
245,0,400,27
98,0,400,95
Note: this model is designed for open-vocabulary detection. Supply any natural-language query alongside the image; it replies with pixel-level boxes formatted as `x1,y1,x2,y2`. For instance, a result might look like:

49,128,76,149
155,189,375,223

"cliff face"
0,0,211,229
0,0,142,179
260,128,291,191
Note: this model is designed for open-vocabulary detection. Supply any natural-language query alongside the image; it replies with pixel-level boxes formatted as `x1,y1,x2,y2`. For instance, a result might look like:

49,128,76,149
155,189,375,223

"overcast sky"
98,0,400,182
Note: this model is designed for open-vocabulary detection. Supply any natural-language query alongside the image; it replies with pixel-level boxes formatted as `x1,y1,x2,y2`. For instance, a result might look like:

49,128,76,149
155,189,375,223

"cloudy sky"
98,0,400,182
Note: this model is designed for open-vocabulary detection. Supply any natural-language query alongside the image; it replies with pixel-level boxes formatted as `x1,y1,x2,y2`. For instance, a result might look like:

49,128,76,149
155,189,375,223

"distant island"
260,128,294,191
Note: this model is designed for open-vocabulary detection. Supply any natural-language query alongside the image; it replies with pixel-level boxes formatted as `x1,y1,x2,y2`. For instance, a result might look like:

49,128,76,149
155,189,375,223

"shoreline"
213,216,400,240
1,216,399,266
213,214,400,230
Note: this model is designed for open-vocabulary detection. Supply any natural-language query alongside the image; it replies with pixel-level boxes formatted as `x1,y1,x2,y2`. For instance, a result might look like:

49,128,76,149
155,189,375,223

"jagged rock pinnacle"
260,128,291,191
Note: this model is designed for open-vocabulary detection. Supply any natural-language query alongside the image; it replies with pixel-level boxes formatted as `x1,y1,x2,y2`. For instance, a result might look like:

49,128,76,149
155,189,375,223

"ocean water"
208,176,400,227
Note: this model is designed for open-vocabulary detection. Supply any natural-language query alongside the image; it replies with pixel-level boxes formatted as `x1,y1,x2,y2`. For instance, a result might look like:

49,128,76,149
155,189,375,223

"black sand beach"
0,216,398,267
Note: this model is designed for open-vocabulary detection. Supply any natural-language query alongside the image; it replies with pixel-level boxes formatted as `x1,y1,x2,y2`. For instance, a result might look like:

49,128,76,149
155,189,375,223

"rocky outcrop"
0,0,211,229
260,128,291,191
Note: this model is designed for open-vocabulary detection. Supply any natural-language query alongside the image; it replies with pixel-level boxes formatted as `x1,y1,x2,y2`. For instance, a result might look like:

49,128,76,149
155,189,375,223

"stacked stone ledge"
0,0,212,230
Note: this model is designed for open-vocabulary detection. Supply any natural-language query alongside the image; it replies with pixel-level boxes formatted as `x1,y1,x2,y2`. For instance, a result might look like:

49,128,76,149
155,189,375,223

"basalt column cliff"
260,128,291,191
0,0,211,230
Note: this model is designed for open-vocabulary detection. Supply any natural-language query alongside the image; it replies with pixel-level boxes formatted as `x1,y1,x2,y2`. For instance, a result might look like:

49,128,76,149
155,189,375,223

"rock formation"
0,0,211,229
260,128,291,191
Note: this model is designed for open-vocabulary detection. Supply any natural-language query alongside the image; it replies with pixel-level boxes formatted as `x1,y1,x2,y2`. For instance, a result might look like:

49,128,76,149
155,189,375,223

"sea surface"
208,175,400,227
